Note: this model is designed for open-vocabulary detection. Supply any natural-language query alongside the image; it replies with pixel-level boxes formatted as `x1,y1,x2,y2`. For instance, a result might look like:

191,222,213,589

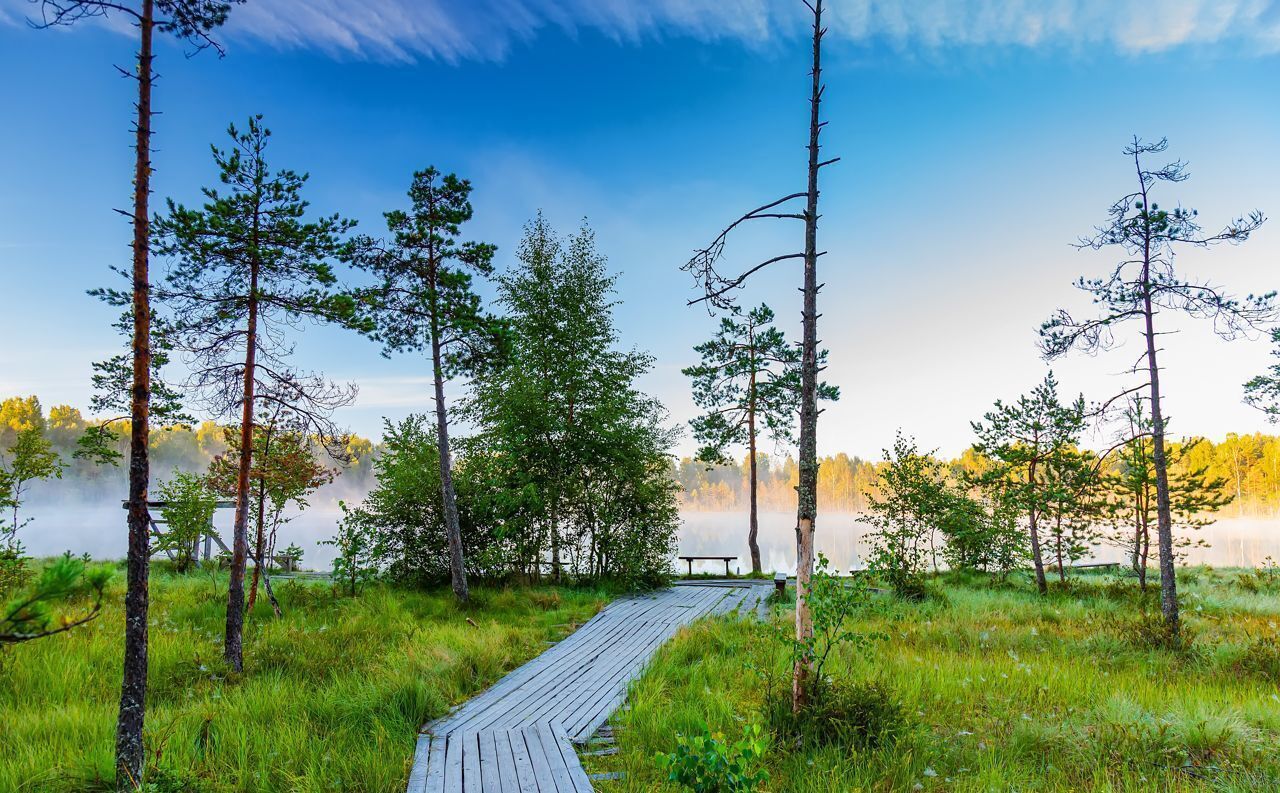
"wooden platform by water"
406,581,772,792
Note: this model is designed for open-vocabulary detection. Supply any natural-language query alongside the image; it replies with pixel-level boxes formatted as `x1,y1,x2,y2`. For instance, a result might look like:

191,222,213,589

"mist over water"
17,479,1280,576
679,511,1280,575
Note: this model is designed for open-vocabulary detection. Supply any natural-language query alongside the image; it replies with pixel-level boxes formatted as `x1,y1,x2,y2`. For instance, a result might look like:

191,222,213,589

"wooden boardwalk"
406,581,771,792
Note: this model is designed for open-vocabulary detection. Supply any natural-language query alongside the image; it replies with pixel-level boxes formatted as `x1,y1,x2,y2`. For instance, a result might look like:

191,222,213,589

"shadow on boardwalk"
406,581,772,792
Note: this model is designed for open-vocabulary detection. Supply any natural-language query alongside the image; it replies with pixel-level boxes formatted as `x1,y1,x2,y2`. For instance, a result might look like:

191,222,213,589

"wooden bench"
774,572,788,595
678,555,737,577
1048,561,1122,573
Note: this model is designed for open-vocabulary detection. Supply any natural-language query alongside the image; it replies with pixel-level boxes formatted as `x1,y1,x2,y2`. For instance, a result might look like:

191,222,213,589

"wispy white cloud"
4,0,1279,60
221,0,1280,61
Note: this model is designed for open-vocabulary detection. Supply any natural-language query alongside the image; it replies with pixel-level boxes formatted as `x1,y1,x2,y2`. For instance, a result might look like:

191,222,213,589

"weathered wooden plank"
406,734,434,793
507,728,539,793
492,728,520,793
462,732,482,793
522,723,561,793
478,731,502,793
531,723,577,793
444,732,464,792
424,734,447,791
549,725,594,793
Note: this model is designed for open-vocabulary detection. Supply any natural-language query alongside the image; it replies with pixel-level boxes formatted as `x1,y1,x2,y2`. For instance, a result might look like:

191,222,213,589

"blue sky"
1,0,1279,459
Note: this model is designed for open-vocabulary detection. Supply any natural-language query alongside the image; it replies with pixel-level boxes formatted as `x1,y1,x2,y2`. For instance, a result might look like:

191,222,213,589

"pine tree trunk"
115,1,154,783
1143,273,1179,635
747,367,762,575
1055,512,1065,583
792,0,824,714
225,261,259,672
1027,458,1048,594
430,310,469,603
248,477,266,612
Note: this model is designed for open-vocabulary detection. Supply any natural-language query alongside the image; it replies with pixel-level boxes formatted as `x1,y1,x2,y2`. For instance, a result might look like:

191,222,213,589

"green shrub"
654,723,768,793
1125,606,1197,654
767,678,907,750
156,471,218,574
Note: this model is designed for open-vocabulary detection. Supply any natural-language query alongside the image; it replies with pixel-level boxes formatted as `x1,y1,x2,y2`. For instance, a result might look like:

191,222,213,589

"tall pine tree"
1041,137,1273,635
31,1,239,781
682,304,836,574
349,168,503,603
154,116,360,671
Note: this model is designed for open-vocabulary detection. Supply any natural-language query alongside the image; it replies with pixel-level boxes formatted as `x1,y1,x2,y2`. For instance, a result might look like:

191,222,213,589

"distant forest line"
8,394,1280,518
675,435,1280,517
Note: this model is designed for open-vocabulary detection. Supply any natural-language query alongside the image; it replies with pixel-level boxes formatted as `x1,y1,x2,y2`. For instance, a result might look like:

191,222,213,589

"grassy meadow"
0,568,608,792
588,568,1280,792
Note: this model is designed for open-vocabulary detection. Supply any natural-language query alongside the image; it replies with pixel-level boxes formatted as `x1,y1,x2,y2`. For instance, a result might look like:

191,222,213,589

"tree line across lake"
676,430,1280,518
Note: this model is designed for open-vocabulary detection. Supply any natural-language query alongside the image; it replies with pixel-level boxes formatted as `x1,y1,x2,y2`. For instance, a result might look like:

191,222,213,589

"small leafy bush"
655,723,769,793
0,544,29,597
156,471,218,573
768,677,907,750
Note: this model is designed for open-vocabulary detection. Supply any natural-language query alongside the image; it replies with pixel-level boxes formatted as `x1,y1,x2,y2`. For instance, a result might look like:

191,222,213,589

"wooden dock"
406,581,771,792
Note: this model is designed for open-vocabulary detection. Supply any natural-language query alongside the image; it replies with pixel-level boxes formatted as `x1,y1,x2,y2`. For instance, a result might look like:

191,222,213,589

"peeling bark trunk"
792,0,824,713
747,364,761,575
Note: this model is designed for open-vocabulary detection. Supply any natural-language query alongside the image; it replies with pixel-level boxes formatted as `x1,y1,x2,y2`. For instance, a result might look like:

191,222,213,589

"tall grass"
0,567,607,792
591,568,1280,792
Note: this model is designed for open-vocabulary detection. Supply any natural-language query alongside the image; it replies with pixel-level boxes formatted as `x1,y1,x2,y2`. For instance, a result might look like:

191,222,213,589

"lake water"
16,500,1280,574
679,511,1280,574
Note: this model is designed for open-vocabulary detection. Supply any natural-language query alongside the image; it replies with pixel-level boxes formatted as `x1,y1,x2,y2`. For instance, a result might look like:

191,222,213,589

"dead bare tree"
28,1,238,785
682,0,837,712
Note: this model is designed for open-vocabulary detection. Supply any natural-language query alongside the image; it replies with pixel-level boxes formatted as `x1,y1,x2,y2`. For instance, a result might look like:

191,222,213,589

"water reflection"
678,511,1280,575
21,502,1280,574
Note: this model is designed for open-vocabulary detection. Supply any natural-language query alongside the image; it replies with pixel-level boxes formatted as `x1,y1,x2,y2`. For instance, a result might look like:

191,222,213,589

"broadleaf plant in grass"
1040,136,1275,637
654,723,769,793
155,471,218,574
347,168,505,605
327,501,381,597
683,304,837,574
864,431,950,593
153,115,362,672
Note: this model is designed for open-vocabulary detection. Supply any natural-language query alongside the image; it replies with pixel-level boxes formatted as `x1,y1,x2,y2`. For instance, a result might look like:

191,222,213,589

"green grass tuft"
0,568,607,792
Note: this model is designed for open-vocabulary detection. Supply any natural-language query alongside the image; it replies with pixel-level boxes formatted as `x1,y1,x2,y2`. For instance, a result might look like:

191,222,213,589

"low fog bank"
680,511,1280,576
18,477,1280,576
17,475,370,571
